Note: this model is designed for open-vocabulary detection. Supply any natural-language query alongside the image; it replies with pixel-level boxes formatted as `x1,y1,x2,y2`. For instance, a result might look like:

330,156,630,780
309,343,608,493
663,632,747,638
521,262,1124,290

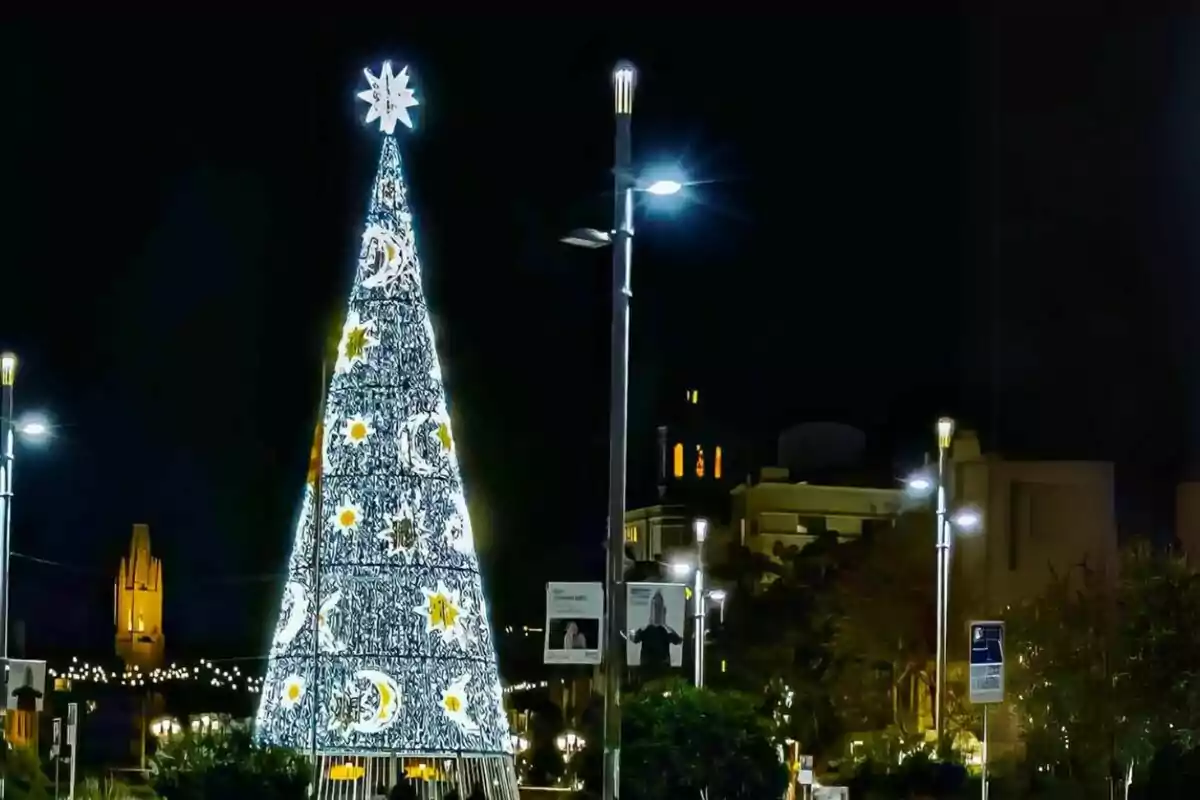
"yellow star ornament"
415,580,469,649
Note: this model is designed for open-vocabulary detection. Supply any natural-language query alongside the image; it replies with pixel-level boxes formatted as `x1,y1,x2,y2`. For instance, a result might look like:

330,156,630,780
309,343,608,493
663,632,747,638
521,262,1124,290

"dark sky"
0,18,1195,663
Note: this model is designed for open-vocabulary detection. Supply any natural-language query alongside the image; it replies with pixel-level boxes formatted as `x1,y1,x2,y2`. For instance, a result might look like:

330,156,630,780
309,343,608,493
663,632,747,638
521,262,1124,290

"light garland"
254,61,510,758
48,657,265,693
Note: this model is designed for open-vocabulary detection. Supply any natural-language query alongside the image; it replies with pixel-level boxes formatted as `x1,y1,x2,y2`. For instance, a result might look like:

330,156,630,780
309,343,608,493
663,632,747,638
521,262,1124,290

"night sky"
1,18,1196,664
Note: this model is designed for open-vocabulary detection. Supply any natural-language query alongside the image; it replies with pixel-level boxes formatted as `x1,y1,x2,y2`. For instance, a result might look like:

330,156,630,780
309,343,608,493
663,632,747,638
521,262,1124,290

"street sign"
798,754,814,785
968,620,1005,704
52,718,60,747
66,702,78,743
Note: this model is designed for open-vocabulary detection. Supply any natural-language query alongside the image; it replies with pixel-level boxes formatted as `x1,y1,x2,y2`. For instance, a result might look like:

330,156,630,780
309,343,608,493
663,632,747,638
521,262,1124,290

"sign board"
544,582,603,665
626,582,686,668
814,788,849,800
67,702,78,744
6,659,46,711
51,718,61,758
968,620,1005,704
798,754,814,785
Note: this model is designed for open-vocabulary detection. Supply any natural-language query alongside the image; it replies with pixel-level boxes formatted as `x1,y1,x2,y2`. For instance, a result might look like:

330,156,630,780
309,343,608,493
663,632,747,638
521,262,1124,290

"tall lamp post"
934,416,953,744
905,417,983,749
561,63,685,800
0,352,14,779
691,517,708,688
0,356,52,800
602,60,636,800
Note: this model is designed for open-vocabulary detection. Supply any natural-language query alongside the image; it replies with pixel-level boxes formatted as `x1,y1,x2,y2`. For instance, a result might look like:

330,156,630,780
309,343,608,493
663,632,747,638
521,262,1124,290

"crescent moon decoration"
351,669,402,734
272,582,308,653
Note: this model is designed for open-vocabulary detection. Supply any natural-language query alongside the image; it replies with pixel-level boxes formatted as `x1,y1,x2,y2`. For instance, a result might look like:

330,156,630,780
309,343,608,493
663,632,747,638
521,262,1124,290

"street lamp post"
934,416,954,747
0,352,14,789
692,518,708,688
601,60,637,800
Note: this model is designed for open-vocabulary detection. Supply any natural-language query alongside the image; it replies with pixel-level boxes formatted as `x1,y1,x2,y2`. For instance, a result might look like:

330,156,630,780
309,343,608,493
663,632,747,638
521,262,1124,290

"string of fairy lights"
49,656,545,699
48,657,265,694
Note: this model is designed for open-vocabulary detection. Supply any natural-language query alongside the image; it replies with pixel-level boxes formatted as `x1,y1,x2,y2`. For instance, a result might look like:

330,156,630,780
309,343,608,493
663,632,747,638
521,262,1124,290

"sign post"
51,718,61,800
968,621,1004,800
66,703,77,800
798,754,814,799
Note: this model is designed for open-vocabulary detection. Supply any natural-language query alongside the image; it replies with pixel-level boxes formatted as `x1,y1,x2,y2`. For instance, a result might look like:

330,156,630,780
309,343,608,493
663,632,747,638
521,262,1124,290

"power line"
10,551,287,583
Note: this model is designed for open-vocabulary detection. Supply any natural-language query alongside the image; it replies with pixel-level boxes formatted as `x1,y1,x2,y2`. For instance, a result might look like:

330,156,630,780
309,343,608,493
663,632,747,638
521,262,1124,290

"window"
686,389,699,404
625,525,639,543
673,443,684,478
695,445,705,478
714,446,723,479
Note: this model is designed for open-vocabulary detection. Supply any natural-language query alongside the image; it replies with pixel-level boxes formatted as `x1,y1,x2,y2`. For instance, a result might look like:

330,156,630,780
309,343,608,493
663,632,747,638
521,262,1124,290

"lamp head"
951,507,982,534
1,353,15,387
613,60,636,115
16,414,50,441
669,561,692,579
904,471,935,499
937,417,955,449
708,589,727,602
693,517,709,543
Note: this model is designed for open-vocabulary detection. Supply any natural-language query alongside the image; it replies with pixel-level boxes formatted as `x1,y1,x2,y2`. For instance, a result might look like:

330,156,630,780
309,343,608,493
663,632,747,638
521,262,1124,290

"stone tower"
114,524,164,670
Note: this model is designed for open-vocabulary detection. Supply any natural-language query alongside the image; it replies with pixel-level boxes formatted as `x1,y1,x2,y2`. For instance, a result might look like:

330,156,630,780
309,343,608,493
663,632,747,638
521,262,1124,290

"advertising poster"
6,658,46,711
544,582,603,665
626,582,686,668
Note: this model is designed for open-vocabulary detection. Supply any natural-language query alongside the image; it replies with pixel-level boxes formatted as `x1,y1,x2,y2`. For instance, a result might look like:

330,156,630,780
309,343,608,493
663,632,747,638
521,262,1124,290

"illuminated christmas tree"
256,61,516,799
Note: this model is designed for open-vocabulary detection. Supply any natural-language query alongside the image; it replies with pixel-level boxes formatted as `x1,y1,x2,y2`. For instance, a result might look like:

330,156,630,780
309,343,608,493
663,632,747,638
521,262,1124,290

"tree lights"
253,61,513,786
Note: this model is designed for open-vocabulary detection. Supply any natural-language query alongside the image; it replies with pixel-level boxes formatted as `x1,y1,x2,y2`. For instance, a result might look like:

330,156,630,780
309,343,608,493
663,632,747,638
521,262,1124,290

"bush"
149,725,309,800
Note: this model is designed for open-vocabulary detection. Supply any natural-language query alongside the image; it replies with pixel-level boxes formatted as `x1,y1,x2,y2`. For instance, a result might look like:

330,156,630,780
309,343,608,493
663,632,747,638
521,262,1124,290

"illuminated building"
114,523,164,671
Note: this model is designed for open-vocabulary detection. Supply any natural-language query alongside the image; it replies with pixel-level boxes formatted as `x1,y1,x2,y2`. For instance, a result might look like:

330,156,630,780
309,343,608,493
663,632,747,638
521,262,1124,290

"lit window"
625,526,638,543
691,390,699,404
696,445,705,478
137,612,145,633
715,446,723,479
673,443,684,478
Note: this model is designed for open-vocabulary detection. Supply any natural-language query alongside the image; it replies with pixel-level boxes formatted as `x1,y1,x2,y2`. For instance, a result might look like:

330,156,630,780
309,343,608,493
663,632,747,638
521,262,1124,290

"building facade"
728,467,906,568
114,523,165,671
950,431,1118,619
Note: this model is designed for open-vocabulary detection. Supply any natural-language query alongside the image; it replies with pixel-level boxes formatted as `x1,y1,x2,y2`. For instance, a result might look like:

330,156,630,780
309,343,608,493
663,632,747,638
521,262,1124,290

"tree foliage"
711,533,842,754
1008,544,1200,789
616,680,788,800
149,724,310,800
826,512,937,737
1,745,51,800
574,682,786,800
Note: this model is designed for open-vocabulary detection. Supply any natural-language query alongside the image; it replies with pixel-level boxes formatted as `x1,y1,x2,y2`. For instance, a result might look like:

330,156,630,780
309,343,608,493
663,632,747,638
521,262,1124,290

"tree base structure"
313,753,519,800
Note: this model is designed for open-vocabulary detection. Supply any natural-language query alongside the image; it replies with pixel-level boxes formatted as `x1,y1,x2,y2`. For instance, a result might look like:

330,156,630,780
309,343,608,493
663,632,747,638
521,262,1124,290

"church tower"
114,524,164,670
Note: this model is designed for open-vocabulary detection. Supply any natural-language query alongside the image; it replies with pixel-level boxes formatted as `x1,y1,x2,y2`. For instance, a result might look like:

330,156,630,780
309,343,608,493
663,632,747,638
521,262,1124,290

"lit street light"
905,416,986,749
905,474,933,496
16,415,51,440
644,179,682,196
669,561,692,579
951,507,982,533
558,61,697,800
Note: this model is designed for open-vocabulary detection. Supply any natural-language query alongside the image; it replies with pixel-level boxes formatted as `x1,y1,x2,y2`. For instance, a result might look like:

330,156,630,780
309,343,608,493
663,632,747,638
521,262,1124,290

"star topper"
358,61,419,134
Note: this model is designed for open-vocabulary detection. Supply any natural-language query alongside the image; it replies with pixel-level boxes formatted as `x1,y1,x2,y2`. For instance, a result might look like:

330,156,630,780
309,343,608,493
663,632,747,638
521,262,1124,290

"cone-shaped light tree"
256,61,516,799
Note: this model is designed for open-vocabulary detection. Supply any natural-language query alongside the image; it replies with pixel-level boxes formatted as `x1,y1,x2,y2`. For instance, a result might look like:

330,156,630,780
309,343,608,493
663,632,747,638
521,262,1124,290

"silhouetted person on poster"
10,665,41,712
563,620,587,649
631,590,682,677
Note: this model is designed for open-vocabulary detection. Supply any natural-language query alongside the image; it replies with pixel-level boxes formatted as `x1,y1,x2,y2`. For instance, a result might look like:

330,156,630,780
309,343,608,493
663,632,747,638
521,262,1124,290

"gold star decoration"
444,694,462,713
344,326,370,361
430,593,458,630
436,421,452,451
